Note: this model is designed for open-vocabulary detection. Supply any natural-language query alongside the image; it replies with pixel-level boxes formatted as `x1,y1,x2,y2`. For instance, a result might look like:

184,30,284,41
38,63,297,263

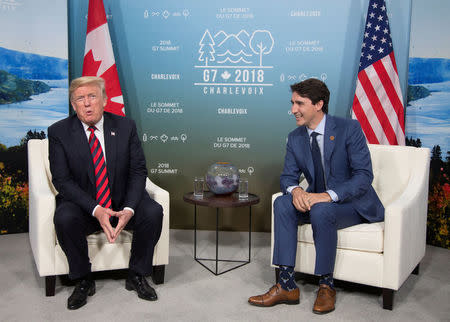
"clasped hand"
291,187,331,212
94,207,133,243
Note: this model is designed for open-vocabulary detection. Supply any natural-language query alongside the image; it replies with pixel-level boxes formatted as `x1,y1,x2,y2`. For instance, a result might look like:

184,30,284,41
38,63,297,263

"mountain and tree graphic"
198,29,274,67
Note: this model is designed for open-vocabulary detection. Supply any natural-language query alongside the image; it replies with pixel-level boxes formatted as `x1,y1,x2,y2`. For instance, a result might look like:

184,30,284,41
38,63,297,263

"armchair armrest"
145,178,170,265
28,139,57,276
382,148,430,290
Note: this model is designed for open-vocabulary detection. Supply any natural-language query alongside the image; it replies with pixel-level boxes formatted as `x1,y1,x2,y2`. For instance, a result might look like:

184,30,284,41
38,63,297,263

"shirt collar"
81,116,104,133
307,114,326,137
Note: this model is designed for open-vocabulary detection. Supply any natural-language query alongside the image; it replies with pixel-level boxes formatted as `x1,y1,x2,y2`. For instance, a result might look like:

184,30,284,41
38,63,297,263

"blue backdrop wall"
68,0,411,231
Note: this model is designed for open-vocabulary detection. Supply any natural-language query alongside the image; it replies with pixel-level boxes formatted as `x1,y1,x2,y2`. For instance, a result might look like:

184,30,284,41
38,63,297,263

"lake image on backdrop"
0,46,69,147
0,46,68,234
0,0,68,234
406,81,450,154
407,58,450,154
0,79,68,147
407,57,450,249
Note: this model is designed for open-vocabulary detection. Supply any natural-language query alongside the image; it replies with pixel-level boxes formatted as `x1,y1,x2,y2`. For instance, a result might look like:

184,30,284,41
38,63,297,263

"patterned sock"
278,266,298,291
319,273,334,289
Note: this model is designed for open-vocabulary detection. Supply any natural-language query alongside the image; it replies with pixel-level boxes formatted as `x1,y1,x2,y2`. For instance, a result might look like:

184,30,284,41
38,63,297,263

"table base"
195,258,250,276
194,205,252,275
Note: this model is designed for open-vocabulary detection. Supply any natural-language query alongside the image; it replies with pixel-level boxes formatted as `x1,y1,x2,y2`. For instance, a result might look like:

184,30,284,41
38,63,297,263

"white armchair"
28,139,170,296
271,144,430,310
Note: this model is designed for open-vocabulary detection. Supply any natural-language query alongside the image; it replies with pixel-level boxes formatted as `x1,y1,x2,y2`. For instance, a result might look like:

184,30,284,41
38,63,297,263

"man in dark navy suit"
48,76,163,310
248,79,384,314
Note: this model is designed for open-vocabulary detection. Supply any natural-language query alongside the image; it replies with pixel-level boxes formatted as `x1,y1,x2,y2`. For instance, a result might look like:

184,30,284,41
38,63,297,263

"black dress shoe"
67,278,96,310
125,273,157,301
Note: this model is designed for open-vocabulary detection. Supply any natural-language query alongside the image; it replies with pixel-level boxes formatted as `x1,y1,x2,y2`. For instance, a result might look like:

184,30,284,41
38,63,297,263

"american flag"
352,0,405,145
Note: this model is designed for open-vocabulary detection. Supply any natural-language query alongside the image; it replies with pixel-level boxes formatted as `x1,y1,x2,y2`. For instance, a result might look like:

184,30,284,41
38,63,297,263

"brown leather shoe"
313,284,336,314
248,283,299,307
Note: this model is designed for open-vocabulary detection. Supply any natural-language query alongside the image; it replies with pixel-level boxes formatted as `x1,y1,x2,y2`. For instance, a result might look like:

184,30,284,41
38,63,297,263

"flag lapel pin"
111,131,116,136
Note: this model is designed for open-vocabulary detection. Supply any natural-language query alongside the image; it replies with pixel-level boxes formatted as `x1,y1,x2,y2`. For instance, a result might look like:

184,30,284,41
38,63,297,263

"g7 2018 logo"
194,29,275,95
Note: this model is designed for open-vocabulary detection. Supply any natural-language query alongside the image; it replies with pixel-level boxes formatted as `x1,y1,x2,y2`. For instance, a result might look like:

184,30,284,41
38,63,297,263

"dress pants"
272,194,364,275
54,193,163,280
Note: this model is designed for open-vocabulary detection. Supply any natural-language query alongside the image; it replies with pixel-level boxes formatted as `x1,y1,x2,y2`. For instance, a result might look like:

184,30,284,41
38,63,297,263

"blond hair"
69,76,107,101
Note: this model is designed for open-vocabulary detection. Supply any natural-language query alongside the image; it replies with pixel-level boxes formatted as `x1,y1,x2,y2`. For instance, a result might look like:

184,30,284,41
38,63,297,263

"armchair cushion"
299,222,384,253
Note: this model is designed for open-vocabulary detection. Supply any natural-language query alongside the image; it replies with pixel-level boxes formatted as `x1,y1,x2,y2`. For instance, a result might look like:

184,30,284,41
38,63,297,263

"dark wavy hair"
290,78,330,114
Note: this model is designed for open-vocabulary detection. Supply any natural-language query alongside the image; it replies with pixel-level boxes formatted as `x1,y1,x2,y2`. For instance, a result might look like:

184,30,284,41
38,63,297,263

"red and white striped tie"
88,126,112,209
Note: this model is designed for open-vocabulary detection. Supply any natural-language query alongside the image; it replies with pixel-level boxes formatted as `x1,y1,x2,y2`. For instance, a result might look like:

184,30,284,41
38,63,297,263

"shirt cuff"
92,205,100,217
92,205,135,216
326,189,339,202
287,185,300,194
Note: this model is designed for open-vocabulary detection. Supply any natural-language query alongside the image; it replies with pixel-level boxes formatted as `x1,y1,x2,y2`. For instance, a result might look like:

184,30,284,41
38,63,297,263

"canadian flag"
83,0,125,116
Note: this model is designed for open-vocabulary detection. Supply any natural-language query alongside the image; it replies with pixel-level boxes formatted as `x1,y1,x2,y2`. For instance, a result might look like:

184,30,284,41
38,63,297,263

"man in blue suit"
248,79,384,314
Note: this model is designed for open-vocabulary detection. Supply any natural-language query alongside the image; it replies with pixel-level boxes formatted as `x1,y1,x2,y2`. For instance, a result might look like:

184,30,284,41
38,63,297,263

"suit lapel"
103,114,117,188
72,117,95,186
323,115,336,181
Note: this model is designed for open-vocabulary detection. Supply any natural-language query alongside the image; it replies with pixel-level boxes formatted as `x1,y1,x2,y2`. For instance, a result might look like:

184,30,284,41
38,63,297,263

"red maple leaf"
83,50,102,76
101,65,125,116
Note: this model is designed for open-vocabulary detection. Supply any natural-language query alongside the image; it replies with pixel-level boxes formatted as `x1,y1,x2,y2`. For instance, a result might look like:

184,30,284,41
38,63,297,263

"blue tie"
311,132,326,193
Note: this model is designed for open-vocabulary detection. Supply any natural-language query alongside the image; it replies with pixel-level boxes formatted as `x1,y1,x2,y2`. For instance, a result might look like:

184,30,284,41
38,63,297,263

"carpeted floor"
0,229,448,321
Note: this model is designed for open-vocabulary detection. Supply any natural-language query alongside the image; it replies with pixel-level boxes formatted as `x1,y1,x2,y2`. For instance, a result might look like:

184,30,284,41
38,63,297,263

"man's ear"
315,100,324,111
71,102,77,114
